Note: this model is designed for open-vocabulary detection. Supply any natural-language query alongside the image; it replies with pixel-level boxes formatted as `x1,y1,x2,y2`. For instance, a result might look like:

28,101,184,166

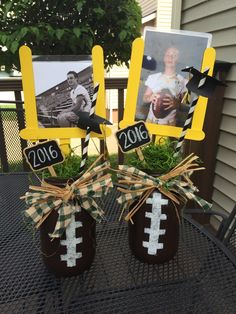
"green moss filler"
41,154,82,179
41,153,118,180
125,139,182,174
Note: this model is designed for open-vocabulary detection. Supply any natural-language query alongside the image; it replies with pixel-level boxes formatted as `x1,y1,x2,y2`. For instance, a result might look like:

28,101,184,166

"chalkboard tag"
115,121,151,153
23,140,65,172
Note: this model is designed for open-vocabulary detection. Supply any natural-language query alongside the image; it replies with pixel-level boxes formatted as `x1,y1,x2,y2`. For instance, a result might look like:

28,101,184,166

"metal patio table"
0,173,236,313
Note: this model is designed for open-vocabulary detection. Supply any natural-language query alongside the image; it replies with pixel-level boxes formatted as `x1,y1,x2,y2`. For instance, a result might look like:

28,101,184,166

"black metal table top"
0,173,236,314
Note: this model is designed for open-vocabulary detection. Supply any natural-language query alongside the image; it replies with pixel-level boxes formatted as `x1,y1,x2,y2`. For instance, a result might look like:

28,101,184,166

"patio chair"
220,204,236,255
183,204,236,254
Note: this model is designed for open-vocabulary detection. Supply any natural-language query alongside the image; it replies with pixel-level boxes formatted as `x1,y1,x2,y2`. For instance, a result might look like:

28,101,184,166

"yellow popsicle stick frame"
120,38,216,141
19,45,111,142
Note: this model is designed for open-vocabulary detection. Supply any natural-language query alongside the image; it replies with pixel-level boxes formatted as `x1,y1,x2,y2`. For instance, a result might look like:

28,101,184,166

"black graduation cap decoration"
142,55,157,71
182,66,226,98
77,112,112,134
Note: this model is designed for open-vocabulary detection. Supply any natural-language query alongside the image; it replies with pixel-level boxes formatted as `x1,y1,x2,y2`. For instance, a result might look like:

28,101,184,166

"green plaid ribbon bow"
117,154,212,221
22,161,113,239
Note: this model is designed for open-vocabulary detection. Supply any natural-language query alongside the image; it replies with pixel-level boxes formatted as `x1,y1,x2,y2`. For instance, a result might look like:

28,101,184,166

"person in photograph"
143,47,187,126
57,71,91,127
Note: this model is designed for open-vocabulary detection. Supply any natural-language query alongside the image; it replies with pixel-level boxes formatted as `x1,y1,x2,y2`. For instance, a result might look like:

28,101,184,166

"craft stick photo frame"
19,45,111,143
120,30,216,141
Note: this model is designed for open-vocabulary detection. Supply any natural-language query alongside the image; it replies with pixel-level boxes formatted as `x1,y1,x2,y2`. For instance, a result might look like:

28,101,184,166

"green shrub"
0,0,141,71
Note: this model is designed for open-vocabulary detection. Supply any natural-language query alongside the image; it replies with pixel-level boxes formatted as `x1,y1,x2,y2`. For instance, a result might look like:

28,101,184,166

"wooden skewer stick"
48,166,57,177
136,148,144,161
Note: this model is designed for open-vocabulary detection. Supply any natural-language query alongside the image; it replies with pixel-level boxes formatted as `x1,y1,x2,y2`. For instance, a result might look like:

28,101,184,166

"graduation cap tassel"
79,83,99,173
174,93,198,157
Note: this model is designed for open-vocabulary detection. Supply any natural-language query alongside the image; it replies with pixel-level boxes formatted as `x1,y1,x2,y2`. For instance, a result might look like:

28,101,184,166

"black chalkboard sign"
116,122,151,153
23,140,65,171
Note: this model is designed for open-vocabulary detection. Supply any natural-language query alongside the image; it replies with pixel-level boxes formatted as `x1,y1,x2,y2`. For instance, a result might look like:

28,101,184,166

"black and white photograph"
135,28,212,127
32,56,93,128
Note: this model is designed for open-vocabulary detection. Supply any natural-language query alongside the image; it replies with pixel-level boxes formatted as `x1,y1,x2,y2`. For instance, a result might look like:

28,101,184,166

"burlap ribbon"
117,153,212,221
21,160,113,239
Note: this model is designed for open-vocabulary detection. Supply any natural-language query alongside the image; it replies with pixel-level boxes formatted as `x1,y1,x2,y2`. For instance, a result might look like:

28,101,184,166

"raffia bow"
21,159,113,239
117,153,212,222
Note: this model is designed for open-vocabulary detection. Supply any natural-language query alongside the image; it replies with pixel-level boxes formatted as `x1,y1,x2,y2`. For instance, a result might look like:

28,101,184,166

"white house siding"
156,0,173,30
178,0,236,217
137,0,157,18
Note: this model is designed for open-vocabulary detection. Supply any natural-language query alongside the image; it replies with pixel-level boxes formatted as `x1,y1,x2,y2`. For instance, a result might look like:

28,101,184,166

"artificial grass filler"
126,139,182,174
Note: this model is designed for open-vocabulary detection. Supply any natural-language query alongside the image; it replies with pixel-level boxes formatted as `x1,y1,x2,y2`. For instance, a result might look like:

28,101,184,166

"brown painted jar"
128,185,180,264
40,177,96,277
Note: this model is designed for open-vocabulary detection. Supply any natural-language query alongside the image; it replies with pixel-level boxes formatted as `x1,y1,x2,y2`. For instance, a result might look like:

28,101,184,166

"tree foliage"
0,0,141,71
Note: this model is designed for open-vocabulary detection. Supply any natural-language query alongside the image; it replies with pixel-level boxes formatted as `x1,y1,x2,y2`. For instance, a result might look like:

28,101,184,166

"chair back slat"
220,204,236,254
